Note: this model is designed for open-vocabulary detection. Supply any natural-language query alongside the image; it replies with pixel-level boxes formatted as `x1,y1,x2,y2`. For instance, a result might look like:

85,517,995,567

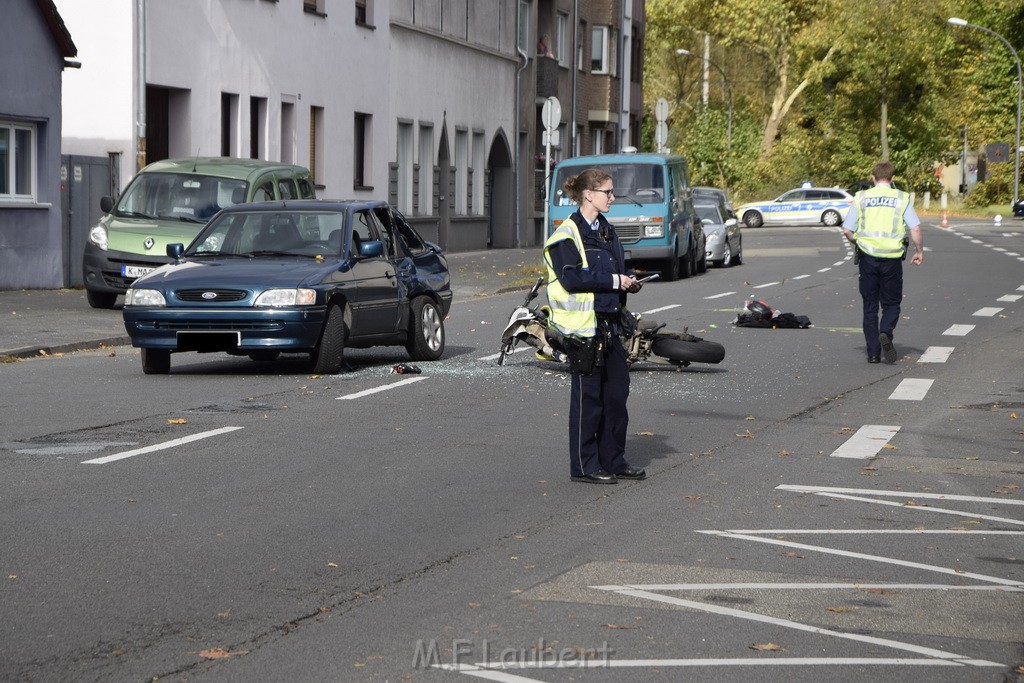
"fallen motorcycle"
498,277,725,369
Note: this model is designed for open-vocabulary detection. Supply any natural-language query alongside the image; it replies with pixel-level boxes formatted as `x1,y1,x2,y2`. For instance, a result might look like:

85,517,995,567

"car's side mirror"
425,241,443,254
167,243,185,260
100,196,114,213
725,219,738,228
359,240,384,258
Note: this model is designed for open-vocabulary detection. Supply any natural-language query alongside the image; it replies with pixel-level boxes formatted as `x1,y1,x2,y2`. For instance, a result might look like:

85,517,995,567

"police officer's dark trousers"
568,332,630,478
858,253,903,357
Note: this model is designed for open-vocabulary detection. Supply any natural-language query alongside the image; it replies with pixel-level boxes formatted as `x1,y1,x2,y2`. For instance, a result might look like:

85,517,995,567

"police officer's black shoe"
571,470,617,484
879,333,897,364
867,356,881,364
615,466,646,480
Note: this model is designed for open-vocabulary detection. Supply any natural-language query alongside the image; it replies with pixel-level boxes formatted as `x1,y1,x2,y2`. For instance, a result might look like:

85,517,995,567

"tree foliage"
643,0,1024,203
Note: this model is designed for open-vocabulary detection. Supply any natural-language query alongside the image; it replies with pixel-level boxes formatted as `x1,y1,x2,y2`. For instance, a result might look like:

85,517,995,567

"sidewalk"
0,248,545,360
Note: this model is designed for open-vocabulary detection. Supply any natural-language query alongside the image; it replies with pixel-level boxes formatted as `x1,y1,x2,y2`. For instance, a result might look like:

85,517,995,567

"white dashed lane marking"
918,347,954,363
829,425,900,459
336,376,427,399
997,294,1021,302
943,324,975,336
973,307,1004,317
753,281,780,289
889,378,934,400
703,292,735,300
81,426,244,465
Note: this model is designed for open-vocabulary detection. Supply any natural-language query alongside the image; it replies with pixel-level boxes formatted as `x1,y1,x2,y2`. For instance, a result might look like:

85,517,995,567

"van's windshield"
552,163,665,206
116,173,248,223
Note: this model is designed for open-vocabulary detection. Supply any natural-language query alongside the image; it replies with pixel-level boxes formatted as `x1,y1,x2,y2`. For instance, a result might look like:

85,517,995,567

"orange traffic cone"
940,211,949,228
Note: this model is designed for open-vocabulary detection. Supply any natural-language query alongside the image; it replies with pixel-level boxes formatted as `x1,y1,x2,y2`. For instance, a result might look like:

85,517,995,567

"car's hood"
103,215,207,255
132,257,340,290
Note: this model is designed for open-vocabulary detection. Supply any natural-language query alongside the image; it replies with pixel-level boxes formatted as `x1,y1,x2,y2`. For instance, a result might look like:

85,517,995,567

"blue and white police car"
736,186,854,228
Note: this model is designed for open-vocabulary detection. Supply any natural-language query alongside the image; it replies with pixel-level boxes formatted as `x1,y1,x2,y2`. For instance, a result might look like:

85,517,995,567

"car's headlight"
88,224,108,250
255,288,316,307
705,232,720,243
643,224,664,238
125,288,166,306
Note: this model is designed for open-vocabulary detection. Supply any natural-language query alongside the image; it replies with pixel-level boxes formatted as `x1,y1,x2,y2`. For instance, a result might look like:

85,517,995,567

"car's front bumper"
84,244,172,295
123,306,328,351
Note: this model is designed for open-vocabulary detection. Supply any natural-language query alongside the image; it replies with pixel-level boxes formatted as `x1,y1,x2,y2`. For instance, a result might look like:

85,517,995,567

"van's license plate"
122,265,154,278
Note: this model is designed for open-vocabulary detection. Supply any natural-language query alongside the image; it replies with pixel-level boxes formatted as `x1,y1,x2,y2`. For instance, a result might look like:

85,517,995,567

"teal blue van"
548,150,705,280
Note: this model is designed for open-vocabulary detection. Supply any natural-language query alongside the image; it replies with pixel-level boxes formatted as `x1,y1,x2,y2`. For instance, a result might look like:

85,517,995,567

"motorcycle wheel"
651,336,725,365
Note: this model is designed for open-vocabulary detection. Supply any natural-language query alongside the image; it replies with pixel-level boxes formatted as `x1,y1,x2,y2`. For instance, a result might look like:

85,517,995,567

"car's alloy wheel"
407,297,445,361
141,347,171,375
311,303,346,374
743,211,763,228
719,243,732,268
822,209,841,226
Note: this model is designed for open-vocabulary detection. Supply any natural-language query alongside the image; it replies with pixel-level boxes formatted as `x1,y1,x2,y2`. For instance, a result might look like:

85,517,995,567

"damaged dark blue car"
122,200,452,374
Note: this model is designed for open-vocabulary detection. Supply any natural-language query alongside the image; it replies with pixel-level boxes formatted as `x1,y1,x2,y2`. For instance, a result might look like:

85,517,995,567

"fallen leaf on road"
167,418,188,424
637,431,655,436
784,552,804,559
683,495,703,500
327,562,338,568
777,450,792,456
745,415,755,420
882,444,897,449
1010,413,1018,419
736,430,754,438
750,643,783,651
826,606,855,613
862,466,878,471
605,624,637,629
199,648,248,659
1000,484,1019,489
834,427,854,435
992,490,1014,495
863,588,892,594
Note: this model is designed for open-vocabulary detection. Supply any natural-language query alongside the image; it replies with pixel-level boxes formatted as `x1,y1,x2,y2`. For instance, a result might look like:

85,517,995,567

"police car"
736,186,854,228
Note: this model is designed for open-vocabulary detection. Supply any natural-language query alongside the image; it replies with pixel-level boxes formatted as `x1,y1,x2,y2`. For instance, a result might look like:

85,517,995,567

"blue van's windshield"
552,163,665,206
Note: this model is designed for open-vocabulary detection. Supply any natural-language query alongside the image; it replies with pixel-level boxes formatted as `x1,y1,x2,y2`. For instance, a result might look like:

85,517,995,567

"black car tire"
87,289,118,309
406,296,445,361
743,211,763,228
696,244,707,274
821,209,842,226
681,242,693,279
311,303,346,374
141,348,171,375
731,239,743,266
660,252,681,281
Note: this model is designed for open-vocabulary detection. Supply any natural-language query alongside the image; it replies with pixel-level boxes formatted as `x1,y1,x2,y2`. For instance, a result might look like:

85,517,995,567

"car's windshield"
188,210,346,257
116,173,248,222
695,205,723,224
552,163,665,205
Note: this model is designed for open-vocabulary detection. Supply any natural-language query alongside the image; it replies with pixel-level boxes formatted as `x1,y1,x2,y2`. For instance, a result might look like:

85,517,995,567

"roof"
35,0,77,60
555,152,687,167
222,199,390,213
140,157,312,180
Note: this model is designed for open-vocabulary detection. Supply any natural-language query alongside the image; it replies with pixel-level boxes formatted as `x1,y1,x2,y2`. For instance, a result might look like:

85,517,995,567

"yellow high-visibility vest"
854,185,908,259
543,217,597,338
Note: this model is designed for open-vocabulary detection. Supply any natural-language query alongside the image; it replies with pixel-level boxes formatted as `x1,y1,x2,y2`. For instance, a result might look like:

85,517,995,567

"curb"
1,336,132,361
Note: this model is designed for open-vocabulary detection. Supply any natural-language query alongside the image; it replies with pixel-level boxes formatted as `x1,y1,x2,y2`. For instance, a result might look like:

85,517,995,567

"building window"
221,92,239,156
0,122,35,200
354,112,371,189
355,0,373,25
310,105,324,186
397,122,413,213
518,1,530,53
472,131,485,215
591,26,609,74
304,0,325,15
455,128,468,215
417,124,433,216
591,128,603,155
577,21,586,71
556,12,568,65
250,96,267,160
280,101,295,163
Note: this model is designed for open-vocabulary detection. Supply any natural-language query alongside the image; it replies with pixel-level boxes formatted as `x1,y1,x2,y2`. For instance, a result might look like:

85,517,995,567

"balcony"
536,56,560,100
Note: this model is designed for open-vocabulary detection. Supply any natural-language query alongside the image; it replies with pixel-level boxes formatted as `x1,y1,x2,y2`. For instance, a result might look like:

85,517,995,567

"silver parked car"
696,202,742,267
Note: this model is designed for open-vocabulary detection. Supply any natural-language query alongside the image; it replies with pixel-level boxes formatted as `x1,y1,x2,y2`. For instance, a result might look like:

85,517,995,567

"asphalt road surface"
1,218,1022,682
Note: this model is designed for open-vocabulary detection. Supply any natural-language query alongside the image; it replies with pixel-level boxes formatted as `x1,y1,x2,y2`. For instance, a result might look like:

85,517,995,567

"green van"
548,149,705,280
83,157,315,308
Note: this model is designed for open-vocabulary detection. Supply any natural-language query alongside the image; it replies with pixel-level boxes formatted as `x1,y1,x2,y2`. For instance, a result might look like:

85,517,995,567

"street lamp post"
676,48,733,152
948,17,1022,205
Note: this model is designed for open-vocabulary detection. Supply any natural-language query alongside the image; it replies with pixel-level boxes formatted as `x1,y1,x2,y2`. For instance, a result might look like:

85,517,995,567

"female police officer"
543,168,646,484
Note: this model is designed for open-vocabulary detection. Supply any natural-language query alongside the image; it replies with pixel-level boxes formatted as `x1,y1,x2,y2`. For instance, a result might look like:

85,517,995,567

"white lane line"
643,304,682,313
790,492,1024,528
696,531,1024,588
970,239,983,244
81,426,243,465
1019,285,1024,291
336,376,427,399
717,530,1024,537
442,659,973,673
918,347,954,363
601,586,1004,665
943,324,975,336
703,292,735,300
438,665,543,681
753,281,780,289
817,267,831,272
973,307,1004,316
832,261,845,266
591,581,1024,590
997,294,1022,302
1007,252,1021,256
993,247,1007,252
889,378,934,400
777,485,1024,506
830,425,900,459
480,346,530,362
792,274,811,280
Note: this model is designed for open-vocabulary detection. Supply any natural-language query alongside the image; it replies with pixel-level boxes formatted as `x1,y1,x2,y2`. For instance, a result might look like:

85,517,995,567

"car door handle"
385,270,395,279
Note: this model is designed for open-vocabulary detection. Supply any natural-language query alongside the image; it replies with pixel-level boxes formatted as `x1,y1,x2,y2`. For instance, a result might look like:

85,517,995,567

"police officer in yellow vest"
842,161,924,363
544,168,647,484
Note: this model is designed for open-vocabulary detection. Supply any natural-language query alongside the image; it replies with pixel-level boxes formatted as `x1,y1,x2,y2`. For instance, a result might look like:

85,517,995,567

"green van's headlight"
643,224,664,238
88,224,108,250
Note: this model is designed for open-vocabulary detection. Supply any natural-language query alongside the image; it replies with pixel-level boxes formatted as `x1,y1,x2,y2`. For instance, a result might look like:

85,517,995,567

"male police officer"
842,161,924,364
